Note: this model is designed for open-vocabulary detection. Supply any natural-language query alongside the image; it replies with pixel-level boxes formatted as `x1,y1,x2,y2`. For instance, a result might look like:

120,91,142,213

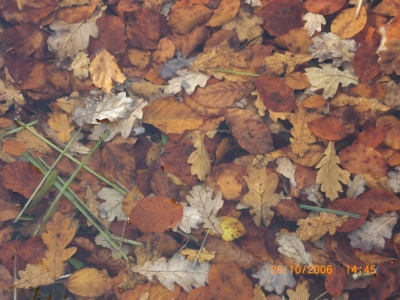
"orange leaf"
359,188,400,214
304,0,346,15
331,7,367,39
48,111,74,143
129,196,183,232
168,5,212,35
64,268,113,297
206,0,240,27
307,116,347,141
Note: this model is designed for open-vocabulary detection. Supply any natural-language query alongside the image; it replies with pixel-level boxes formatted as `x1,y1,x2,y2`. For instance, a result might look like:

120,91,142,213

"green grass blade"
5,119,39,136
298,204,360,218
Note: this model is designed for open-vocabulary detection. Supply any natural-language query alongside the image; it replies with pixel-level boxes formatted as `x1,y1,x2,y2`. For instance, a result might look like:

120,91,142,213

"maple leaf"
296,212,349,242
252,261,296,295
288,107,320,157
90,49,126,94
387,166,400,193
180,248,215,263
316,141,351,201
308,33,358,67
276,232,313,265
0,79,25,114
14,213,77,288
330,94,390,114
130,254,210,292
305,64,359,99
222,7,264,42
67,51,90,81
97,188,127,222
48,111,73,143
264,52,312,75
164,69,209,95
240,165,281,227
276,157,297,187
47,10,102,63
287,280,310,300
302,12,326,37
176,185,223,234
348,212,398,252
187,132,211,181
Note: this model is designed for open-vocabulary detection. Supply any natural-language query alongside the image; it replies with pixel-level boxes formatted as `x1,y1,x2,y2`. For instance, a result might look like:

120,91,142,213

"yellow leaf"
64,268,113,297
288,107,320,156
287,280,310,300
206,0,240,27
331,7,367,39
296,212,348,242
48,111,74,143
242,165,281,227
264,52,312,75
90,49,126,94
316,141,351,200
187,132,211,181
180,248,215,262
220,216,246,242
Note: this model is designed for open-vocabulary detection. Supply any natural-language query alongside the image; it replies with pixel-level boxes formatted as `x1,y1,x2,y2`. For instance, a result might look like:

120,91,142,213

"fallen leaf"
330,94,390,114
302,12,326,37
90,49,126,94
94,234,130,260
67,51,90,81
48,110,73,143
346,174,366,198
264,52,312,76
305,64,359,99
187,132,211,181
347,212,398,253
276,157,297,188
220,216,245,242
98,188,127,223
384,81,400,110
276,231,313,265
180,248,215,263
304,0,346,15
296,212,348,242
376,115,400,150
316,141,351,201
379,38,400,75
287,280,310,300
130,254,210,292
206,0,240,27
331,7,367,39
0,79,25,114
240,165,281,227
387,166,400,193
64,268,113,297
168,5,212,35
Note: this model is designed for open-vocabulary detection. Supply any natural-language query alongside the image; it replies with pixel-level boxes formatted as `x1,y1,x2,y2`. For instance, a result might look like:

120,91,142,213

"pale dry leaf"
245,0,261,6
252,90,267,116
48,10,102,62
346,174,366,198
305,64,359,99
308,33,358,67
276,231,313,265
180,248,215,263
276,157,297,187
64,268,113,298
299,182,324,205
302,12,326,37
252,261,296,295
48,111,74,143
176,185,223,234
0,79,25,115
264,52,312,75
187,132,211,181
316,141,351,201
331,94,390,114
94,234,130,260
164,69,209,95
67,51,90,81
387,166,400,193
288,108,320,156
240,165,281,227
384,81,400,110
287,280,310,300
296,212,348,242
130,254,210,292
97,188,127,222
347,212,398,252
222,7,263,42
90,49,126,94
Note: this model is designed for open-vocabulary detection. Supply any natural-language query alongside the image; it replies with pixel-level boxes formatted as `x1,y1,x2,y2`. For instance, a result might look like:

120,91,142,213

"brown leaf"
304,0,346,15
307,116,347,141
90,49,126,93
143,97,204,134
326,198,369,232
376,115,400,150
379,38,400,75
129,196,183,232
331,7,367,39
153,38,175,66
359,188,400,214
48,110,74,143
168,5,212,35
206,0,240,27
324,266,346,298
353,125,391,148
225,108,274,155
182,26,209,58
64,268,113,297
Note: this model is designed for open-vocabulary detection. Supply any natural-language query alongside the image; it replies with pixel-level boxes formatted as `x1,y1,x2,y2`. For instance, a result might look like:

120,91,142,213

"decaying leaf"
187,132,211,181
90,49,126,94
387,166,400,193
316,141,351,201
331,94,390,114
276,231,313,265
206,0,240,27
379,39,400,75
130,254,210,292
346,174,366,198
67,51,90,81
302,12,326,37
296,212,349,242
97,188,127,223
347,212,398,252
264,52,312,75
240,165,281,227
252,261,296,295
164,69,209,95
305,64,359,99
0,79,25,114
94,234,130,260
276,157,297,187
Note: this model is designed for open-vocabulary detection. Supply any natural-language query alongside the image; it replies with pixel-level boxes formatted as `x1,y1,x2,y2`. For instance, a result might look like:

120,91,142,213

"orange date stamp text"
269,264,333,275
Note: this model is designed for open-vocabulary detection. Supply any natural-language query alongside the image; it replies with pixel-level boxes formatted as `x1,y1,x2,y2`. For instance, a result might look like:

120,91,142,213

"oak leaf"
47,10,101,62
296,212,349,242
240,165,281,227
90,49,126,94
0,79,25,115
206,0,240,27
14,213,77,288
302,12,326,37
276,231,313,265
222,7,263,42
264,52,312,75
64,268,113,297
305,64,359,99
180,248,215,263
288,107,320,157
67,51,90,81
164,69,209,95
130,254,210,292
97,188,127,223
48,111,73,143
316,141,351,201
348,212,398,252
187,132,211,181
252,261,296,295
